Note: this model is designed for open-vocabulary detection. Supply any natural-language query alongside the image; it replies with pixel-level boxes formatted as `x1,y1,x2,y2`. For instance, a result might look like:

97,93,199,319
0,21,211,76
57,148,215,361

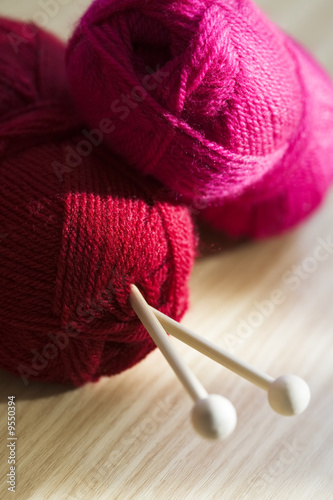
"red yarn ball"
0,19,195,386
66,0,333,238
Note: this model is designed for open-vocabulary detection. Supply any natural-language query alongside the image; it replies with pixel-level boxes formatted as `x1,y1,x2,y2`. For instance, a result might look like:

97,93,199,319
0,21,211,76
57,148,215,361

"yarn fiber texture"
0,19,195,386
67,0,333,238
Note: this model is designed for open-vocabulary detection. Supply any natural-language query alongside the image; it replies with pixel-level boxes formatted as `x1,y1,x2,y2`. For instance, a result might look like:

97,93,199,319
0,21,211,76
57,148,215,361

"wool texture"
0,19,195,386
66,0,333,238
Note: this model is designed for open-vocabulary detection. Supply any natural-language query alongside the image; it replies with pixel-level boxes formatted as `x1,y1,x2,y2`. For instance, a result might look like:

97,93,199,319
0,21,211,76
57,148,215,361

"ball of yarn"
66,0,333,238
0,19,195,386
0,18,75,146
202,38,333,238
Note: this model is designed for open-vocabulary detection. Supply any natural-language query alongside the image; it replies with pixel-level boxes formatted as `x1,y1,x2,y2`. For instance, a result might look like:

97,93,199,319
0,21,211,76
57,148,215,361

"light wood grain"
1,1,333,499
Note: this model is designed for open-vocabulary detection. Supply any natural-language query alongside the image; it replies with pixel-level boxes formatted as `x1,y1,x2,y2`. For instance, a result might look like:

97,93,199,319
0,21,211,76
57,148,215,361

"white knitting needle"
129,285,237,440
151,308,310,416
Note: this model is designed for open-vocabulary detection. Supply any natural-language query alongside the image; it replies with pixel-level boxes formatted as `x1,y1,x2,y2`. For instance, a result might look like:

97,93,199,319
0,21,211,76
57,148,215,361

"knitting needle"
151,308,310,416
129,285,237,439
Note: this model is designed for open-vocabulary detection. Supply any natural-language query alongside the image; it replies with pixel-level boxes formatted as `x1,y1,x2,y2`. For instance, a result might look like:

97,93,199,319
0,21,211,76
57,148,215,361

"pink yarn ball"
202,39,333,238
66,0,333,237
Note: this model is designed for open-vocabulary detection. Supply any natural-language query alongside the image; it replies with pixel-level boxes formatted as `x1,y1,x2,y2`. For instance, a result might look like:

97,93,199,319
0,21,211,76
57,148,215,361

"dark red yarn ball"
0,19,195,386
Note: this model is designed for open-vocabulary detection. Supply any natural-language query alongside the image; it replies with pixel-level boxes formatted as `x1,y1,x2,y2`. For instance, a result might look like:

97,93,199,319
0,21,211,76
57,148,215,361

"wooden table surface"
0,1,332,499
